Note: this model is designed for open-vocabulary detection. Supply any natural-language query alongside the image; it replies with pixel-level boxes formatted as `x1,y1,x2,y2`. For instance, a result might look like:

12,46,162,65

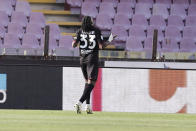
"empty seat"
114,14,131,30
144,37,162,51
84,0,101,7
155,0,171,5
185,16,196,26
15,0,31,17
2,33,21,55
48,23,60,41
132,14,148,27
26,23,43,41
8,22,24,39
0,11,9,27
102,0,118,7
190,0,196,4
0,24,6,39
67,0,82,7
173,0,189,9
111,25,128,42
150,15,166,30
117,2,133,19
119,0,136,8
81,2,98,18
21,33,43,56
165,26,182,41
129,25,146,40
153,4,169,19
126,36,144,51
29,12,45,29
0,0,13,16
147,25,164,41
99,2,115,18
96,14,113,30
168,15,184,30
162,38,180,52
11,11,28,28
137,0,154,4
188,5,196,16
55,35,74,56
180,38,196,52
170,4,187,19
135,3,152,18
183,26,196,38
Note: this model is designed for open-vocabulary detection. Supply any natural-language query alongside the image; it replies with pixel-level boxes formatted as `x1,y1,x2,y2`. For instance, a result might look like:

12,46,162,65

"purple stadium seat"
96,14,113,30
21,33,43,56
183,26,196,38
102,0,118,7
117,2,133,19
170,4,187,19
2,33,21,55
84,0,101,7
8,22,24,39
188,5,196,16
11,11,28,28
155,0,171,5
165,26,181,40
119,0,136,8
190,0,196,4
126,36,144,51
173,0,189,9
26,23,43,41
137,0,154,4
144,37,162,51
162,38,179,52
67,0,82,7
135,3,152,18
54,35,74,56
168,15,184,30
147,25,164,41
153,4,169,19
48,23,60,42
22,33,39,49
99,2,115,18
150,15,166,30
185,16,196,26
81,2,98,18
114,14,131,30
0,11,9,28
132,14,148,28
111,25,128,42
29,12,45,29
0,0,13,16
129,25,146,40
0,24,5,40
180,38,196,52
15,0,31,17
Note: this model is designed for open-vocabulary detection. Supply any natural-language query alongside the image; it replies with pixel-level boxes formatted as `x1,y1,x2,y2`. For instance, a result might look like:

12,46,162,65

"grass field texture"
0,110,196,131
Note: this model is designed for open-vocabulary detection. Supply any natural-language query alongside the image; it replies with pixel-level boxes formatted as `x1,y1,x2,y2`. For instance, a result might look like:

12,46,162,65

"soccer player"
72,16,115,114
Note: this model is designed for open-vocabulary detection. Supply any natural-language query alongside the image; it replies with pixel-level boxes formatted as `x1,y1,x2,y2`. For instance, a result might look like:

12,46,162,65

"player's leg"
74,63,88,114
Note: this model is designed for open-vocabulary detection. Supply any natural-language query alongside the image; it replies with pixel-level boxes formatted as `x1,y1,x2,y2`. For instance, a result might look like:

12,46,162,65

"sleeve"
75,30,81,43
96,28,104,45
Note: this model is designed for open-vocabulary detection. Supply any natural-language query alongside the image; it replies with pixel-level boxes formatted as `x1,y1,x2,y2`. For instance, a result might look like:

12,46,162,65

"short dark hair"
81,16,93,32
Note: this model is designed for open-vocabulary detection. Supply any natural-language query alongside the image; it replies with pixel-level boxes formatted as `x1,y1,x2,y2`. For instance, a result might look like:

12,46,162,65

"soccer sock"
79,83,94,103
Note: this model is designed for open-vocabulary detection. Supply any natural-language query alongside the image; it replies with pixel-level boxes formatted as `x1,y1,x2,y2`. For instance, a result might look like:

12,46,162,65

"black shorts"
80,57,99,81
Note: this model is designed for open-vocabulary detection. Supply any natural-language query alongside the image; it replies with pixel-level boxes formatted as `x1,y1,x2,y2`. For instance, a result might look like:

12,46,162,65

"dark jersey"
75,27,103,63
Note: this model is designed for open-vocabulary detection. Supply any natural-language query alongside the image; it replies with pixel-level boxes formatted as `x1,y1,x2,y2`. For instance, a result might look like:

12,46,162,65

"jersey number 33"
80,34,96,49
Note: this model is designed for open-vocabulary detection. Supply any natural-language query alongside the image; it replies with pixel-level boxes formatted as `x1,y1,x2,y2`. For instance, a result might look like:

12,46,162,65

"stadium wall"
0,66,62,110
63,67,196,114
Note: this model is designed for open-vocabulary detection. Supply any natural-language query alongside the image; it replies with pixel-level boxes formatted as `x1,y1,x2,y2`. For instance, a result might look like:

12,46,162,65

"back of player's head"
81,16,93,32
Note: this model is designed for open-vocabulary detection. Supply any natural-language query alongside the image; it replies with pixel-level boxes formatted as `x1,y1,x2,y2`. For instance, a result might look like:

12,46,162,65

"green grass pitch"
0,110,196,131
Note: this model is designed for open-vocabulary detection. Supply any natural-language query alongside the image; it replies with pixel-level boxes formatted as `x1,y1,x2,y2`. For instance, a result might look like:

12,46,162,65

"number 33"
80,34,96,49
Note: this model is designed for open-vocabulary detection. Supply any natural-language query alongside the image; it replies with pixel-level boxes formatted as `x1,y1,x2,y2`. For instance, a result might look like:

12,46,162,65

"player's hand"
108,33,117,42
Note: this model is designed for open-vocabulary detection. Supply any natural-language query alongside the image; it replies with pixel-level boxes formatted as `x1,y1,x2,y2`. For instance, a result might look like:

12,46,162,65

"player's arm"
72,30,80,48
100,34,117,49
